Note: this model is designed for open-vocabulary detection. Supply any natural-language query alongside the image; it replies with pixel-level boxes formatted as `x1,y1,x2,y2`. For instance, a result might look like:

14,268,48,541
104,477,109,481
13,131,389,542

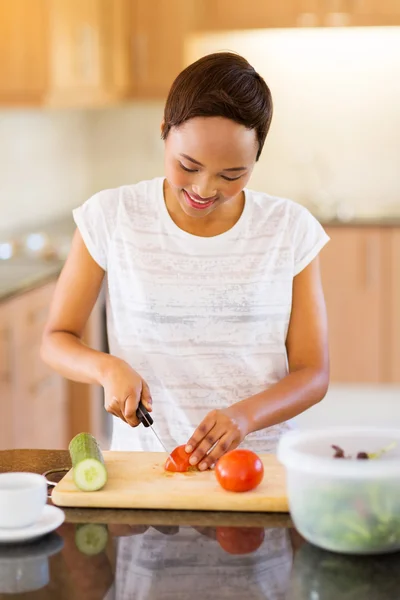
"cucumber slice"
75,523,109,556
69,432,107,492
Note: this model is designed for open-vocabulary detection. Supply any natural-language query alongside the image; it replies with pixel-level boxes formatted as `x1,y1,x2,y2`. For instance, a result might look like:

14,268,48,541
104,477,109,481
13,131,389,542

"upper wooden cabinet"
0,0,132,107
196,1,299,31
196,0,400,30
0,0,47,105
129,0,197,99
47,0,132,106
351,0,400,26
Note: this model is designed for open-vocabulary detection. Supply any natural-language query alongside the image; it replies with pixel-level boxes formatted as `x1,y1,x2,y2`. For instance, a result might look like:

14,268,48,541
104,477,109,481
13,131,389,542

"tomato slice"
215,449,264,492
164,444,193,473
216,526,265,555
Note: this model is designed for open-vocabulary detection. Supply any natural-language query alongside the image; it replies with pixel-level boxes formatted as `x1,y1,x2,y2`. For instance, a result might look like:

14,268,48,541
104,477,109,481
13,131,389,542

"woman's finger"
189,425,227,469
140,380,153,412
198,434,238,471
123,394,140,427
185,410,218,455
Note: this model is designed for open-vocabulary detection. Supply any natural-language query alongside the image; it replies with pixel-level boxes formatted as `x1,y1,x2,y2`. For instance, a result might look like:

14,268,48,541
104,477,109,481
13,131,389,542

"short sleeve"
72,189,118,271
292,205,330,276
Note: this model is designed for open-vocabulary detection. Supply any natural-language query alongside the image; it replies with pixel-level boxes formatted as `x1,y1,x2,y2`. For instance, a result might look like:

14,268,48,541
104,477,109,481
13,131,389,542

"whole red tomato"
164,445,196,473
215,449,264,492
216,526,265,555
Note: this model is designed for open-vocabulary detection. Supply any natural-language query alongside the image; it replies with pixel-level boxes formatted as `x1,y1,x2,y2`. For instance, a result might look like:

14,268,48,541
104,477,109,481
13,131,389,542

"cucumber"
75,523,109,556
69,432,107,492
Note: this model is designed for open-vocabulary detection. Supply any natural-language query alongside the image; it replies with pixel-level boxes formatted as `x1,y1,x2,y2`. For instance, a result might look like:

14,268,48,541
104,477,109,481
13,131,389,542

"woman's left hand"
185,406,250,471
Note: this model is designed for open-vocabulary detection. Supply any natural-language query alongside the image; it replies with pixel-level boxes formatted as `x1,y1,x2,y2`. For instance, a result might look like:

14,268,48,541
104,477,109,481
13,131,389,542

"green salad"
294,442,400,553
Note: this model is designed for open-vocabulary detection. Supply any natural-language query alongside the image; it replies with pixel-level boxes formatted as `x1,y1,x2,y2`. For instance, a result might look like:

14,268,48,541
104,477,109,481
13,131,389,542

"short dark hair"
161,52,273,161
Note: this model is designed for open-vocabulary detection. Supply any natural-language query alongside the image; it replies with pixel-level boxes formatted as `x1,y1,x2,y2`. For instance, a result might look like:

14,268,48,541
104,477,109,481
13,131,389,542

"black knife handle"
136,401,153,427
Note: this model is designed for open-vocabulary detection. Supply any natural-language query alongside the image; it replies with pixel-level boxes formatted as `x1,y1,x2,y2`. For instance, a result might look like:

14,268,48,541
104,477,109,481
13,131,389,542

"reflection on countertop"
1,210,400,302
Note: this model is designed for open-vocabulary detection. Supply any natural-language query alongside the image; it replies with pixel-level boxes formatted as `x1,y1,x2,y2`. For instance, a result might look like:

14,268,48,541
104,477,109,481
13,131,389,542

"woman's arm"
41,229,152,426
186,256,329,469
41,228,111,384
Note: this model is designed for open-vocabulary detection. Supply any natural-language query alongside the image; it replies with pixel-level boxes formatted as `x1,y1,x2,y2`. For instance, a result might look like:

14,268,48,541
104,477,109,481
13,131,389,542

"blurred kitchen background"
0,1,399,450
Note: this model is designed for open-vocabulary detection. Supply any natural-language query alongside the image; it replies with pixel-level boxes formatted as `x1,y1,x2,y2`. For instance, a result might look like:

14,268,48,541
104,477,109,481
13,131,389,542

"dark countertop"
1,449,400,599
1,211,400,304
0,215,75,303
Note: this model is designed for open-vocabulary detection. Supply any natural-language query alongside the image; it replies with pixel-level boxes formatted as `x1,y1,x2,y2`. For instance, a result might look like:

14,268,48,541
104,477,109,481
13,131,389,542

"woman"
41,52,329,467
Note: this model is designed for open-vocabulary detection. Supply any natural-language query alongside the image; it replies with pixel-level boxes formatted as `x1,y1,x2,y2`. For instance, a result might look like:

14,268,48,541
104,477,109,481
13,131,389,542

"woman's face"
164,117,258,219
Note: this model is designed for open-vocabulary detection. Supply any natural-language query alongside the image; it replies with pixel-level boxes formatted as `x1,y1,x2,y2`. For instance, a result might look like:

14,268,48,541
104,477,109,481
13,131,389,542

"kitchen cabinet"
0,278,107,450
10,282,68,449
196,1,299,31
320,227,386,383
0,0,131,107
351,0,400,26
388,229,400,383
0,303,15,450
196,0,400,31
129,0,197,99
47,0,132,107
0,0,47,105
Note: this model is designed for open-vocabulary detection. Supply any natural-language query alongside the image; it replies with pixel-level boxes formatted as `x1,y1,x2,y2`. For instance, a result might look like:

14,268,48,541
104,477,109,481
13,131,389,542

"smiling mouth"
183,190,217,210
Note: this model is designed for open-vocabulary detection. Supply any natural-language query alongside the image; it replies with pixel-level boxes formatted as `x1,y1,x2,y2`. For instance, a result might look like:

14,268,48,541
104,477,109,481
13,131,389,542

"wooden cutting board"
51,451,288,512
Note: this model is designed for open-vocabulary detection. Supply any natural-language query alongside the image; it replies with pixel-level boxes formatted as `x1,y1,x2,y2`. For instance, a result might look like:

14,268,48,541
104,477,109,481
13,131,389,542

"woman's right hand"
100,357,152,427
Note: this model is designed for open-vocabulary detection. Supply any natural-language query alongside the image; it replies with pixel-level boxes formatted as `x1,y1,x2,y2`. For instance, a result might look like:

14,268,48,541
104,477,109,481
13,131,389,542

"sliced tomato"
164,444,193,473
216,526,265,555
215,448,264,492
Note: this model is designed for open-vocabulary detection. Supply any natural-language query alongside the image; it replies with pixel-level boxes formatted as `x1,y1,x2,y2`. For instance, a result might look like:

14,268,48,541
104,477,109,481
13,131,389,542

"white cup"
0,472,47,529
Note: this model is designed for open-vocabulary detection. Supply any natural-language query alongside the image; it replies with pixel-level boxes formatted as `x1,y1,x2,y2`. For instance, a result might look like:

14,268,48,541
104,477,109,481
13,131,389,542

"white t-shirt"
73,177,329,453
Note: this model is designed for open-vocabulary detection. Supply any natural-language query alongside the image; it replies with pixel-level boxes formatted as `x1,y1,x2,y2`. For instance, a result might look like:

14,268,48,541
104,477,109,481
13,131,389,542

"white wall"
186,27,400,219
86,102,165,196
0,110,91,236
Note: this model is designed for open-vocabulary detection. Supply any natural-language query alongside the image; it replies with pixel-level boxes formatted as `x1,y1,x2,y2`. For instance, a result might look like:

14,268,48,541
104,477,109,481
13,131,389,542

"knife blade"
136,403,175,464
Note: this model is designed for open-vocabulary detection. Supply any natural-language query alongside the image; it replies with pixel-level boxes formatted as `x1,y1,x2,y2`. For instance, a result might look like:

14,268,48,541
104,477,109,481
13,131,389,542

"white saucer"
0,505,65,544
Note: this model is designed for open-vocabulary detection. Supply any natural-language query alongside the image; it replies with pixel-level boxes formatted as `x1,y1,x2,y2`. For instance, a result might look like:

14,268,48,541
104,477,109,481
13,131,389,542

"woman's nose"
192,180,217,199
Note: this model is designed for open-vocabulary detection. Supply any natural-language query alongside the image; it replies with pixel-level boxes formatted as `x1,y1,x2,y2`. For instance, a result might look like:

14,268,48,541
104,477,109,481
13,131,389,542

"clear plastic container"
277,427,400,555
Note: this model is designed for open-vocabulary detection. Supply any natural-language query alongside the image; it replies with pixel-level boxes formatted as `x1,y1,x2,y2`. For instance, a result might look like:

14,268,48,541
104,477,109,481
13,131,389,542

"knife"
136,402,176,464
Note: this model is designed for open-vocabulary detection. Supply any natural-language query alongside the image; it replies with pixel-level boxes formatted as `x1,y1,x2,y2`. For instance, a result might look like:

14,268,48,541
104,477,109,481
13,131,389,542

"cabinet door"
0,302,14,450
131,0,196,99
106,0,133,98
351,0,400,25
12,282,68,449
389,229,400,382
320,227,385,383
0,0,47,104
47,0,110,105
197,1,298,30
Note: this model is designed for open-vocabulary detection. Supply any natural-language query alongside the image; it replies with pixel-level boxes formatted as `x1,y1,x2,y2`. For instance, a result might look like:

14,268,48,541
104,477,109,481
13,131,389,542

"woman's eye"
180,163,198,173
221,175,242,182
